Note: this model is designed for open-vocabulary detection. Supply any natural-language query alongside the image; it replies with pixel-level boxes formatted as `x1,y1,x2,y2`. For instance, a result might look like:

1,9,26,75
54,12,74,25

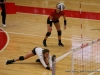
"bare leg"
44,24,52,39
54,22,61,40
43,24,52,47
14,51,35,61
6,51,35,65
54,22,64,46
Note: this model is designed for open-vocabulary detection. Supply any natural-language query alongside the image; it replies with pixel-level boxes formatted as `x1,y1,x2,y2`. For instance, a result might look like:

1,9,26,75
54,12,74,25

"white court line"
88,69,100,75
0,31,6,32
0,27,10,52
8,31,72,41
8,31,92,42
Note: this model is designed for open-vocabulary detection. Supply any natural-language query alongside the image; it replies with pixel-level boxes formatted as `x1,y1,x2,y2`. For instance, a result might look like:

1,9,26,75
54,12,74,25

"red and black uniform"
0,0,6,25
43,3,66,47
47,9,65,25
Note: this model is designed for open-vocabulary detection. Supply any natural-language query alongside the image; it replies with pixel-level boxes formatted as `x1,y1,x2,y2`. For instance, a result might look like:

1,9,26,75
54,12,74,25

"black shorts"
47,18,59,24
32,47,37,55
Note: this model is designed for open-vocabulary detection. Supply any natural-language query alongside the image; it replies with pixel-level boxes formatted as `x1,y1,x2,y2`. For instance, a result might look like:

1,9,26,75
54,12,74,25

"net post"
52,55,56,75
71,49,74,75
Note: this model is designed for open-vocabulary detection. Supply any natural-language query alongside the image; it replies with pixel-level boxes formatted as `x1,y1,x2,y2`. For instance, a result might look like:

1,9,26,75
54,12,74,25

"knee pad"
46,32,51,37
19,56,24,60
57,30,62,36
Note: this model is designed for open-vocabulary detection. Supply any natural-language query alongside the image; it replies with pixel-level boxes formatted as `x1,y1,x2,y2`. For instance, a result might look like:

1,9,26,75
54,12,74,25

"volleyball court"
51,2,100,75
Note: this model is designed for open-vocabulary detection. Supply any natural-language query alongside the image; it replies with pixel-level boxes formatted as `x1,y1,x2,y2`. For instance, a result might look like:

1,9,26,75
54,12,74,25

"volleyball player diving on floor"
6,47,52,71
43,3,67,47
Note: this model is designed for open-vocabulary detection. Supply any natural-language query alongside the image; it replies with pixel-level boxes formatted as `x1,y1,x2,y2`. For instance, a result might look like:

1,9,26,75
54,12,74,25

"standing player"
43,3,67,47
0,0,6,27
6,47,52,71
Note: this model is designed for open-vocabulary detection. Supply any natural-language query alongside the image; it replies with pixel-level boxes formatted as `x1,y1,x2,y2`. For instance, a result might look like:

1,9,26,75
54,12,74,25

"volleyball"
57,3,65,11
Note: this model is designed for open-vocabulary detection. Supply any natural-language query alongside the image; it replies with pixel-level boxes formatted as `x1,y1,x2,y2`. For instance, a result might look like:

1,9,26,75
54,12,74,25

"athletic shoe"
58,43,64,47
3,24,6,28
43,40,47,47
6,59,14,65
36,59,40,62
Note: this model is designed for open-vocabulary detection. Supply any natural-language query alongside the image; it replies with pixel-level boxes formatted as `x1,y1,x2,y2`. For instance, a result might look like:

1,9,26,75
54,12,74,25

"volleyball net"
52,38,100,75
72,38,100,75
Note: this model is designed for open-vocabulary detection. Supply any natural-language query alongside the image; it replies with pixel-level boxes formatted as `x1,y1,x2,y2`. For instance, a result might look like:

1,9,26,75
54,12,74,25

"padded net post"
52,55,56,75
